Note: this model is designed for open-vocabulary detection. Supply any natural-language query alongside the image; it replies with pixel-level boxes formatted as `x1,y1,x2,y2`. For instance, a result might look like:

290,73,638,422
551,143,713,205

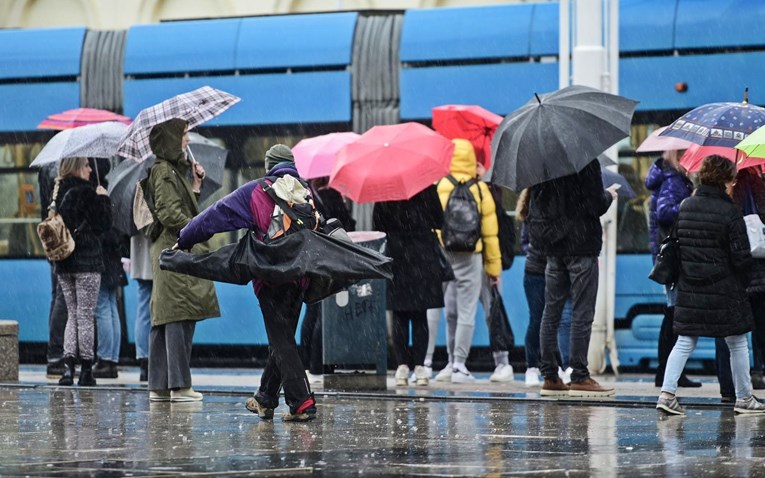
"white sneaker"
395,365,410,386
489,364,514,382
423,366,433,379
558,367,573,385
451,368,476,384
170,388,203,402
525,367,542,387
305,370,323,385
434,363,453,382
413,365,430,386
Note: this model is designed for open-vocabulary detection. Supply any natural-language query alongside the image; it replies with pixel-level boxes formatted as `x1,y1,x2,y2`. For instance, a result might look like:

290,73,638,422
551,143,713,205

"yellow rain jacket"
437,139,501,277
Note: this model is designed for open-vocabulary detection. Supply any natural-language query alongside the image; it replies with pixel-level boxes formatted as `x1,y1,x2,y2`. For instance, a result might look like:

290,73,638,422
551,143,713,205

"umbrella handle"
187,146,205,180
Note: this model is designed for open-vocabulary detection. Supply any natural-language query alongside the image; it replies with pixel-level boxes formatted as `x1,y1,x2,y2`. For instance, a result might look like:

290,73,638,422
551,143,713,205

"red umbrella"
679,144,765,172
329,122,455,203
37,108,131,130
293,132,360,179
432,104,502,168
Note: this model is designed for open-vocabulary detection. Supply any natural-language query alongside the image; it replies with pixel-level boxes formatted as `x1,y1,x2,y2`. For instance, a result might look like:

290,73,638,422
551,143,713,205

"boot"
58,356,75,386
78,359,97,386
139,358,149,382
92,360,114,379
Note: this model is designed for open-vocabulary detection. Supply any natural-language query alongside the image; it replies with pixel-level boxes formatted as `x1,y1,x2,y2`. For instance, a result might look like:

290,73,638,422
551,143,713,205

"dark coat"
732,168,765,295
373,185,447,311
645,158,693,259
54,176,112,274
674,185,753,338
99,227,129,289
526,159,612,257
313,186,356,232
520,223,546,276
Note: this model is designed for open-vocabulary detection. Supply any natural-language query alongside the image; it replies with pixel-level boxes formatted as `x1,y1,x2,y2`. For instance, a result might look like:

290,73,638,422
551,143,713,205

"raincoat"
146,118,219,326
436,139,501,277
645,158,693,259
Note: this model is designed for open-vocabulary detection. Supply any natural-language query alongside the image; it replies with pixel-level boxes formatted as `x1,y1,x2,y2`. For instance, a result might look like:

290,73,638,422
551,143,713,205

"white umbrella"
30,122,128,167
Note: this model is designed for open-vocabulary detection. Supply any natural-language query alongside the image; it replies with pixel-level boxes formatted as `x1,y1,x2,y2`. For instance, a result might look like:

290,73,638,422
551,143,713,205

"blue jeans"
95,285,121,362
523,272,573,369
663,334,752,399
135,279,152,359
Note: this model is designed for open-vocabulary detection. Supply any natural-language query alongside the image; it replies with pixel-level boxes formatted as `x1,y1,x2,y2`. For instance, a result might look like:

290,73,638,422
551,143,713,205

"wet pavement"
2,368,765,476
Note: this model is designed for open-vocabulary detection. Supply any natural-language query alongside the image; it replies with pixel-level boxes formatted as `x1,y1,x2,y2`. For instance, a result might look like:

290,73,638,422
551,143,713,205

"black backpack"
441,175,482,252
488,183,516,270
257,176,320,242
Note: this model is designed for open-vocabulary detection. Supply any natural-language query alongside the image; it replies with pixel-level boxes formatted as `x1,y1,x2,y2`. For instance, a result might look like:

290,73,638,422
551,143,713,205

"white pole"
559,0,570,88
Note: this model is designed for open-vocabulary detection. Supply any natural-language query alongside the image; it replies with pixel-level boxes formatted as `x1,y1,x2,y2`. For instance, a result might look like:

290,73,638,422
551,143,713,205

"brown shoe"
568,377,615,398
540,377,570,397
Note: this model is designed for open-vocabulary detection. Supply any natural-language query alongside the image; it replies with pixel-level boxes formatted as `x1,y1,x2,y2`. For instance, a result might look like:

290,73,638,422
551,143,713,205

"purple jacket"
177,163,305,294
645,158,693,259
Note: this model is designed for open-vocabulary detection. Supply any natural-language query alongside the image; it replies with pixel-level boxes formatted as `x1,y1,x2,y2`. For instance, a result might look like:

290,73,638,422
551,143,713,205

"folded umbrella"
37,108,131,130
117,86,240,163
489,85,638,191
30,122,128,167
432,104,502,169
329,122,454,203
293,132,360,179
107,132,227,236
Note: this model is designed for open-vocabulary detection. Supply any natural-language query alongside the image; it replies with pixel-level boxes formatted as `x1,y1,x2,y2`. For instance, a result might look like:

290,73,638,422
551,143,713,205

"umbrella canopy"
680,143,765,173
659,100,765,148
116,86,240,163
489,85,638,191
30,122,128,167
735,124,765,159
328,122,454,204
293,132,360,179
107,132,227,236
37,108,131,130
636,126,693,153
432,104,502,169
602,168,636,199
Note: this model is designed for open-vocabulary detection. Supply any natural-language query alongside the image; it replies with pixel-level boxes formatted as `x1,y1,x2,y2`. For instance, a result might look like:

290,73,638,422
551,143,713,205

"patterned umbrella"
30,122,128,167
660,99,765,148
37,108,131,130
117,86,240,163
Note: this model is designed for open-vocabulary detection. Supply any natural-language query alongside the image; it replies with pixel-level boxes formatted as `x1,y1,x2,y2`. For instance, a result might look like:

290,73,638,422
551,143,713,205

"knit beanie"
264,144,294,171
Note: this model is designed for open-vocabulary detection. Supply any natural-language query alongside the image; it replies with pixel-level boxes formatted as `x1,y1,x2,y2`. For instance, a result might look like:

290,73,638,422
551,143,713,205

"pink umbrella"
329,122,454,204
679,144,765,173
293,132,360,179
636,126,693,153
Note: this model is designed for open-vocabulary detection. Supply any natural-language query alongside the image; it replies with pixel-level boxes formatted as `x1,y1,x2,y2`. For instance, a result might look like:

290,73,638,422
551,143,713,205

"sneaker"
568,377,615,398
434,363,453,382
149,390,171,402
540,377,569,397
422,366,433,379
395,365,410,386
525,367,542,387
283,395,317,422
558,367,573,385
656,394,686,415
734,395,765,414
451,368,476,384
489,364,514,382
305,370,323,385
245,396,275,419
170,388,203,402
413,365,429,386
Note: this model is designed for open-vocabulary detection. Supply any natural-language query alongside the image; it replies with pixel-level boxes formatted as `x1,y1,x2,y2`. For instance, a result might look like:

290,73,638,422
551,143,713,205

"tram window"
0,142,46,258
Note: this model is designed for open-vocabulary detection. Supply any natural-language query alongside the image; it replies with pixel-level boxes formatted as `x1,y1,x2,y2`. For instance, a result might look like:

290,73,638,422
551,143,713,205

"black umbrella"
489,85,638,191
106,133,227,236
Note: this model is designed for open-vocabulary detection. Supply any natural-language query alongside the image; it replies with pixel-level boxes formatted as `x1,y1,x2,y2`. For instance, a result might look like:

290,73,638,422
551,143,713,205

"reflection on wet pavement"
2,387,765,476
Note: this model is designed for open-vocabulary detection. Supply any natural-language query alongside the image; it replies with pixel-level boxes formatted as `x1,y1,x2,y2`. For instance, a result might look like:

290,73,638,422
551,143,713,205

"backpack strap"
257,178,306,228
445,175,483,205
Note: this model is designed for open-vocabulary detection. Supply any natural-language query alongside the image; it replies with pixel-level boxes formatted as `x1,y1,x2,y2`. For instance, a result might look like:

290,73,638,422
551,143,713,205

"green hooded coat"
147,118,220,326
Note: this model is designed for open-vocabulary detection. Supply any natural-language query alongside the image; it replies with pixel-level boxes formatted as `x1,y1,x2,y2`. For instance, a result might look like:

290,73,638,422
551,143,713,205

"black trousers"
257,283,312,411
47,264,68,363
392,310,429,368
300,302,323,375
750,294,765,372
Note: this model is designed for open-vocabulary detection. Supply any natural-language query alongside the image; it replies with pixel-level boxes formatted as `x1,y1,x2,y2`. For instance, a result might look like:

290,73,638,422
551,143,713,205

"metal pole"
559,0,570,88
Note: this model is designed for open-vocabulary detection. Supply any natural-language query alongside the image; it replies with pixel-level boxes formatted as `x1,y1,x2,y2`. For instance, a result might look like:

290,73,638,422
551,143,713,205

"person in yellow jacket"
433,139,501,383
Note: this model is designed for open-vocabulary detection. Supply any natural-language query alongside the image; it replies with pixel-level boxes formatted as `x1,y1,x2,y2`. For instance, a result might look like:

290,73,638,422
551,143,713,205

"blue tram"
1,0,763,368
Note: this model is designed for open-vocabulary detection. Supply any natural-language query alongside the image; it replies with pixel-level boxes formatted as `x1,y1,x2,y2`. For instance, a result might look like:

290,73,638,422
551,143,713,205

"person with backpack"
434,139,501,383
175,144,319,421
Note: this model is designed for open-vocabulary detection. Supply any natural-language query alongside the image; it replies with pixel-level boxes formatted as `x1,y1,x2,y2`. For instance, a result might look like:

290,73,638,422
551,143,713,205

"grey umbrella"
30,121,128,167
489,85,638,191
107,133,227,236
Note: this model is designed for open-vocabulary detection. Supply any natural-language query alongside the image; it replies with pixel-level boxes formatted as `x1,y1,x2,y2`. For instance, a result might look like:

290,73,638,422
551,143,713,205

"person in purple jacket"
645,150,701,389
174,144,317,422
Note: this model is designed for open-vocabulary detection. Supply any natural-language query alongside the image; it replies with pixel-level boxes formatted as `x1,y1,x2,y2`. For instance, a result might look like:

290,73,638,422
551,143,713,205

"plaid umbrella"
117,86,240,163
37,108,131,130
30,122,128,167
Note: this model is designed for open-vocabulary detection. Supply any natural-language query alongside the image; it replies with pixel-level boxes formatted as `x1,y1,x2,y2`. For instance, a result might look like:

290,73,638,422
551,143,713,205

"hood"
149,118,188,169
449,139,477,177
645,157,682,192
267,161,300,179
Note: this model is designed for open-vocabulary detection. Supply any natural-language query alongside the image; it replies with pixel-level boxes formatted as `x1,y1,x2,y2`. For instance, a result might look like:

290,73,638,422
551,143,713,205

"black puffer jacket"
53,176,112,274
674,185,753,337
527,159,612,257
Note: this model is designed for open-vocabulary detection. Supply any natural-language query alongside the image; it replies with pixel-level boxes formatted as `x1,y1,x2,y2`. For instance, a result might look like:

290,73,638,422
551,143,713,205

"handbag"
37,179,75,262
648,223,680,286
742,188,765,258
488,285,514,352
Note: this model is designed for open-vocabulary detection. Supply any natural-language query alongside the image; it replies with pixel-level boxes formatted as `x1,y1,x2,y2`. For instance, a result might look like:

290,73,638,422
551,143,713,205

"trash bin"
322,231,388,391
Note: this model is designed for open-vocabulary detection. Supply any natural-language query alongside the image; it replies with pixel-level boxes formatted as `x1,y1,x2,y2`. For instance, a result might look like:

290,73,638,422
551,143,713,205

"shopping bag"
744,214,765,258
488,285,514,352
